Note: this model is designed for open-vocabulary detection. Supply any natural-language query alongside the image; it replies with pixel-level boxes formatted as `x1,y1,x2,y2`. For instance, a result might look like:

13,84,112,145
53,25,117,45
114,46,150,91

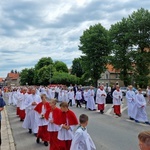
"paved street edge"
2,107,16,150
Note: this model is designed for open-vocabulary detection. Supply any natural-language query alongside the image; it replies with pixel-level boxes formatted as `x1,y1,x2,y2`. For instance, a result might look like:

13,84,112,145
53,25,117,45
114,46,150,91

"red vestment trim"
34,102,51,120
58,109,78,125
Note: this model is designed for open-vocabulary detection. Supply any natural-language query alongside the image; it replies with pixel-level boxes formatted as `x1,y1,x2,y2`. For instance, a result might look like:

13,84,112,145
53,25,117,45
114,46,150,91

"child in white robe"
70,114,96,150
134,88,150,125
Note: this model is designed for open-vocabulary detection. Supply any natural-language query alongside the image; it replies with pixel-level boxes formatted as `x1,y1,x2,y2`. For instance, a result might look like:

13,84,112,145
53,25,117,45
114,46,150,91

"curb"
1,107,16,150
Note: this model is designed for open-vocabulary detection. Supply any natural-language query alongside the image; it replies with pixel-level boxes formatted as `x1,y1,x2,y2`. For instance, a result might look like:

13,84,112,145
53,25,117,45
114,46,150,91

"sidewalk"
0,107,16,150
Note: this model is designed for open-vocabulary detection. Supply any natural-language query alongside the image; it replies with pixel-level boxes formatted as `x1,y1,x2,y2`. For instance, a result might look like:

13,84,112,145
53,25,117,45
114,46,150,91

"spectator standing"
0,91,6,145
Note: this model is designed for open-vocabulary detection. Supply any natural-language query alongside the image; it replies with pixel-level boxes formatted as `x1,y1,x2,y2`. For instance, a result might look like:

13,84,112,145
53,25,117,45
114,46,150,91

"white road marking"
121,106,128,113
105,106,113,115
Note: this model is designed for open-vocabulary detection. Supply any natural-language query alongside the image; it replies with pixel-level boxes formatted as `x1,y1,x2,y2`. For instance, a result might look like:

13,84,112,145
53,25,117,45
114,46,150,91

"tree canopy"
109,18,133,86
71,58,84,77
20,68,34,85
79,23,110,87
54,61,68,73
19,8,150,87
109,8,150,87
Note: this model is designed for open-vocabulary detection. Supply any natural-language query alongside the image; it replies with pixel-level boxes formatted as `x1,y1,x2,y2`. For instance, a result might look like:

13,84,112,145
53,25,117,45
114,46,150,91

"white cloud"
0,0,149,77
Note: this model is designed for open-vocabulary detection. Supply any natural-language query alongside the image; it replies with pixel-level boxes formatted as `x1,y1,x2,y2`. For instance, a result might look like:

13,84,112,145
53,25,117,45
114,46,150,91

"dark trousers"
55,92,59,100
0,120,1,145
68,99,72,106
76,100,81,108
85,101,87,108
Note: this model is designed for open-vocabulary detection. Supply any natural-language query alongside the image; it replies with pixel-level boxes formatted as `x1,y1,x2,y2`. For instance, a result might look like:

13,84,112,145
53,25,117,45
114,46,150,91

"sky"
0,0,150,77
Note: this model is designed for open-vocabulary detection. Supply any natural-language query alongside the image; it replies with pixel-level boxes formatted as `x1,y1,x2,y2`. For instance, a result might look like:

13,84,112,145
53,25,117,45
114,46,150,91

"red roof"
106,64,120,73
7,73,19,79
0,78,3,82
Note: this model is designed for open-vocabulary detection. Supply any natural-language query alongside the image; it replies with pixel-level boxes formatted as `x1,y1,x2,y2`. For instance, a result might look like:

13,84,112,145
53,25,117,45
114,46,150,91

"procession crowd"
1,84,150,150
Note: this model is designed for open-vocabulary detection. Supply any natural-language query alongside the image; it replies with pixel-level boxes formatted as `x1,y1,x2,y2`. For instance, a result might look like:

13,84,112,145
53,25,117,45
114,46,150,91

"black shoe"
100,110,104,114
129,117,134,120
116,114,121,117
145,122,150,125
135,120,140,123
29,129,32,134
44,141,48,146
36,138,40,143
20,119,24,122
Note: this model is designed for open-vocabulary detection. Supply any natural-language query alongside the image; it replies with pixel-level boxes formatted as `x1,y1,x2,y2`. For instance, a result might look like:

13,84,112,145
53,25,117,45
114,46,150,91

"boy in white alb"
70,114,96,150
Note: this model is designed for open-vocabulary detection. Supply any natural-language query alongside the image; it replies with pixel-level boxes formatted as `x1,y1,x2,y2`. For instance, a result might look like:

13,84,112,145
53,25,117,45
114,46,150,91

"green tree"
35,57,53,70
79,23,110,87
109,18,133,86
20,68,35,85
133,51,150,88
71,58,84,77
128,8,150,87
15,70,18,73
37,65,55,85
54,61,68,73
27,68,35,85
51,72,79,86
11,70,14,73
34,57,53,84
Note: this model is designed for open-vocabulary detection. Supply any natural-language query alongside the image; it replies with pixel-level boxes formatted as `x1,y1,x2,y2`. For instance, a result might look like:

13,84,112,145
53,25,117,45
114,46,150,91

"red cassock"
98,104,104,110
58,109,78,150
34,102,51,142
114,105,121,115
16,107,20,116
19,109,25,120
49,107,61,150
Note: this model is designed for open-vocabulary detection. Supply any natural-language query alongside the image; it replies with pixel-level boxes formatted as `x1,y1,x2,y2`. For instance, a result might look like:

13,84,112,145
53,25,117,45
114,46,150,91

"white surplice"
112,90,122,105
133,93,149,122
126,90,136,118
22,94,41,133
96,89,106,104
70,127,96,150
86,89,96,110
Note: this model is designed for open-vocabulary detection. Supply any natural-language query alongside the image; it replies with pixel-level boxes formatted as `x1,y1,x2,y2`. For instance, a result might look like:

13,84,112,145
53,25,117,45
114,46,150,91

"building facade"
5,73,20,86
97,64,124,87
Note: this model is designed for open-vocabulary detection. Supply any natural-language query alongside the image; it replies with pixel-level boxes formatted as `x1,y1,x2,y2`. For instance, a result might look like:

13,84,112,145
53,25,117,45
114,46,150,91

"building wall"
98,71,124,87
6,78,20,86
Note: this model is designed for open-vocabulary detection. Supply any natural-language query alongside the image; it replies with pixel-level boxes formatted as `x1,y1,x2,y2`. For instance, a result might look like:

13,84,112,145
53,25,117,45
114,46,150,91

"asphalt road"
6,98,150,150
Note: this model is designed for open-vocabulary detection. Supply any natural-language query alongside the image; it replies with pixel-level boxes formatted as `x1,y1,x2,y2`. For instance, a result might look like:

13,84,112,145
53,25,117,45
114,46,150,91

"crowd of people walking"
0,83,150,149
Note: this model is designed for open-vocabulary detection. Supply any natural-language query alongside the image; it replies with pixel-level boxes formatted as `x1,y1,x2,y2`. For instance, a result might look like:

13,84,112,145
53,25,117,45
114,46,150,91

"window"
106,74,108,79
116,74,119,78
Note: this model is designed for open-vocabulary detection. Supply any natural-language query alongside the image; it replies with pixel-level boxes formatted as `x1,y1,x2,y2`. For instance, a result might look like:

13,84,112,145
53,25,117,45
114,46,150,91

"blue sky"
0,0,149,77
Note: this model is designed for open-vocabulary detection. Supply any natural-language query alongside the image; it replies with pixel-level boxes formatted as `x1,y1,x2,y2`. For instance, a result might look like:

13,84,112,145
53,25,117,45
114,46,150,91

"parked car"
141,90,147,97
120,87,127,96
134,88,147,97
